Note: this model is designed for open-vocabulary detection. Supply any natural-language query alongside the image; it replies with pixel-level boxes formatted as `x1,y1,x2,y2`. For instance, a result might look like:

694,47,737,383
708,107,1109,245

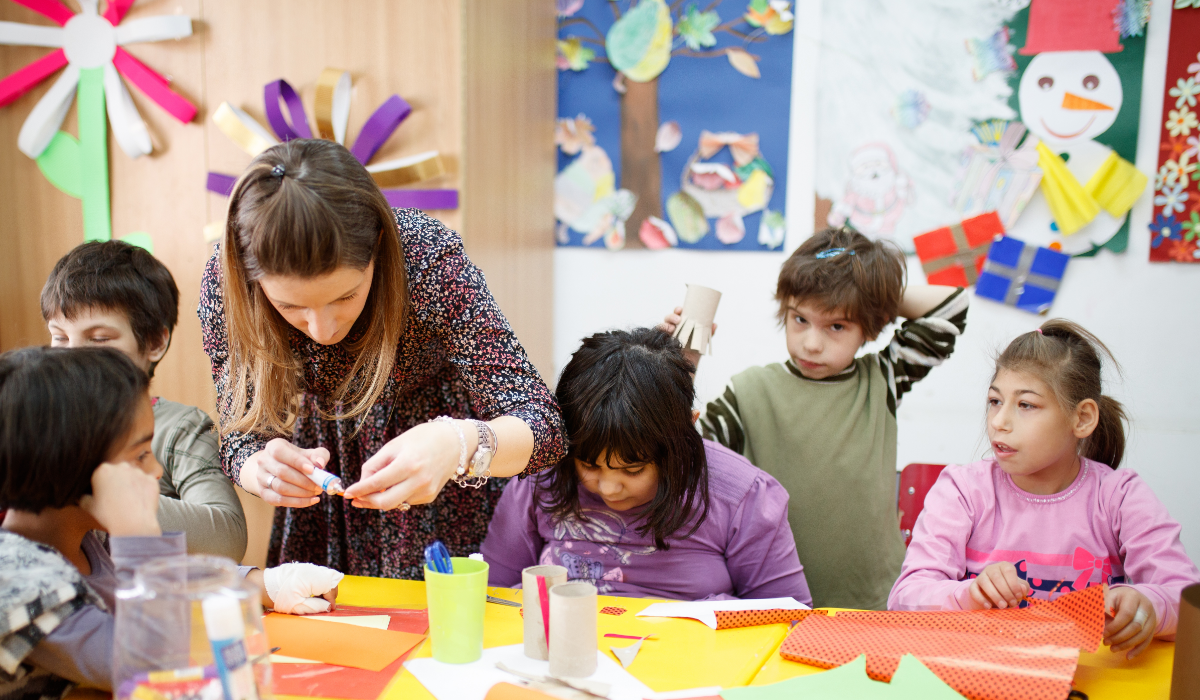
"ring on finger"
399,502,411,512
269,475,279,492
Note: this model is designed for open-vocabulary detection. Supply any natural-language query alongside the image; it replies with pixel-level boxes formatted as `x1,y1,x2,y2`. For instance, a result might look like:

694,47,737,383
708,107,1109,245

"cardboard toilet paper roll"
1171,583,1200,700
548,581,598,678
672,284,722,355
521,565,567,660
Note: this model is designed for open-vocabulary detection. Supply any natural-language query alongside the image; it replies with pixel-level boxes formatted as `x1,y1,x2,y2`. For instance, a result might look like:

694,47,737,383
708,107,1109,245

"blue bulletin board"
555,0,794,251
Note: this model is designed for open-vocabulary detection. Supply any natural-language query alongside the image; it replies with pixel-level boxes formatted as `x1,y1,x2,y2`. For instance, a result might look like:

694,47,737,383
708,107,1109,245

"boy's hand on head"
1104,586,1156,660
966,562,1030,610
81,461,162,537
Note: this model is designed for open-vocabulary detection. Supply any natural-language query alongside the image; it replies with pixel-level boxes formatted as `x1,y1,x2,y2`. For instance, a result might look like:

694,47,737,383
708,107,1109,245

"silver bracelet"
432,416,490,489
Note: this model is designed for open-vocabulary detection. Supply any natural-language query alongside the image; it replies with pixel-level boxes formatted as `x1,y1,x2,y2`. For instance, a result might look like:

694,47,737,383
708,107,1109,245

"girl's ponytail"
995,319,1127,469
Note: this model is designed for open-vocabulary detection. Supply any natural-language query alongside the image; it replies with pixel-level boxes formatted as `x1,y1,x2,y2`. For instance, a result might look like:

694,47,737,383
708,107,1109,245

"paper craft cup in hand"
522,565,567,660
548,581,598,678
425,557,488,663
1172,583,1200,700
672,284,721,355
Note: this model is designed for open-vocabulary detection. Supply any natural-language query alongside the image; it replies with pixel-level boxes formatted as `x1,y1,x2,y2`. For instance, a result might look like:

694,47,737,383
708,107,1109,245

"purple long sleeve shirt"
889,459,1200,638
481,440,811,603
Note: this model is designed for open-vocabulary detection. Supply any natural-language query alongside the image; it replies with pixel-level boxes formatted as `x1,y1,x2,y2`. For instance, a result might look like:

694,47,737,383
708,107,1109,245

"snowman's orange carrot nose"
1062,92,1113,111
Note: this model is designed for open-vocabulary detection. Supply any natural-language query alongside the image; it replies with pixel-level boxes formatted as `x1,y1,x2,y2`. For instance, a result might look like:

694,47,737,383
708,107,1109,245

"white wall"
552,3,1199,559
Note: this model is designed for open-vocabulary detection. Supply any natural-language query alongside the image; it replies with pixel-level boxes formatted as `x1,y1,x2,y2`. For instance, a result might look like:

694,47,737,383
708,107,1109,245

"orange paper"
714,608,827,630
264,612,425,672
484,683,559,700
779,586,1106,700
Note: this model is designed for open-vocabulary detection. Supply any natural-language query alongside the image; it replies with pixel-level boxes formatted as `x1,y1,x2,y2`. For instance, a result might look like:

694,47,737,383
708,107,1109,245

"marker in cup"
307,466,344,495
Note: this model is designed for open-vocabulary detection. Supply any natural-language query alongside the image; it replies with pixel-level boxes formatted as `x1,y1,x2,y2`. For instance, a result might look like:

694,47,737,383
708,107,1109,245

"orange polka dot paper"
713,608,828,629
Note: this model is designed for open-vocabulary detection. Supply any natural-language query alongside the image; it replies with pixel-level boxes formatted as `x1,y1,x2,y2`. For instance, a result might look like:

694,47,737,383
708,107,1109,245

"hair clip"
271,164,285,178
1035,328,1043,335
815,247,855,259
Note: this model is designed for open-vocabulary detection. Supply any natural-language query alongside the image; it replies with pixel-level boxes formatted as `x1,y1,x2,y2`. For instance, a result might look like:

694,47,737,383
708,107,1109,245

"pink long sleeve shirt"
889,458,1199,638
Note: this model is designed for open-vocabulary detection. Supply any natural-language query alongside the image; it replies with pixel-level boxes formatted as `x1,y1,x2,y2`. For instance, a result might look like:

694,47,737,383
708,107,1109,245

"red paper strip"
270,607,428,699
714,608,827,630
779,586,1104,700
0,49,68,108
600,606,626,616
12,0,74,26
102,0,135,25
537,575,551,648
112,47,197,123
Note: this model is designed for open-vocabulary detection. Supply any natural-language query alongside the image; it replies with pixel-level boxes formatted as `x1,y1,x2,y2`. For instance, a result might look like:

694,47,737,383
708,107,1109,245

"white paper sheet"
635,597,810,630
405,644,654,700
269,615,392,663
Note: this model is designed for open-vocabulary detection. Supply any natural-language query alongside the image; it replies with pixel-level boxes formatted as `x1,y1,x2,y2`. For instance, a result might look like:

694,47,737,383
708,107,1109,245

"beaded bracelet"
431,416,490,489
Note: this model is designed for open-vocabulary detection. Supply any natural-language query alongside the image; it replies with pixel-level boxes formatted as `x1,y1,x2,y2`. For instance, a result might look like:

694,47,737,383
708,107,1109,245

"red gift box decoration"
914,212,1004,286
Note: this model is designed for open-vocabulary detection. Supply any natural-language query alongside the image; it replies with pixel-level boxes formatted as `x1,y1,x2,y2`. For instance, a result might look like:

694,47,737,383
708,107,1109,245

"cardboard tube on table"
672,284,722,355
521,565,567,660
548,581,598,678
1172,583,1200,700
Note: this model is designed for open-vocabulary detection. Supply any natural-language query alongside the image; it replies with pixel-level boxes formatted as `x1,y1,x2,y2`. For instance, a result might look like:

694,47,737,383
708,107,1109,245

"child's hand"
660,306,718,337
1104,586,1157,659
80,462,161,538
966,562,1030,610
263,562,343,614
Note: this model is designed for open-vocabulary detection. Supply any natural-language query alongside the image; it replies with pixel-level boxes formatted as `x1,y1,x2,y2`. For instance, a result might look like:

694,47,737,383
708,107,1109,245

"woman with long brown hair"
199,139,565,578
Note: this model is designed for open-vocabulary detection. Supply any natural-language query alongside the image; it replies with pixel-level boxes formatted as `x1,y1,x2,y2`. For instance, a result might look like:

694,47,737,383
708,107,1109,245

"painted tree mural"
556,0,794,249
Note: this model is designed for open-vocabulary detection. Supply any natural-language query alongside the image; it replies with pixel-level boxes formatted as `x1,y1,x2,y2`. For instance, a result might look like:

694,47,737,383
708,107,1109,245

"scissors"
424,540,453,574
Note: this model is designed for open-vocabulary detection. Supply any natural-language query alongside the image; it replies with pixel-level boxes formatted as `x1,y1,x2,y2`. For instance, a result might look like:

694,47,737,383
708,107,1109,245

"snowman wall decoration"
1005,0,1149,256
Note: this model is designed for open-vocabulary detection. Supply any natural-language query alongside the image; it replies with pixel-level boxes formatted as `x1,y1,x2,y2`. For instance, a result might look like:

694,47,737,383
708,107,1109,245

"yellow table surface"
749,611,1176,700
280,577,1175,700
286,575,790,699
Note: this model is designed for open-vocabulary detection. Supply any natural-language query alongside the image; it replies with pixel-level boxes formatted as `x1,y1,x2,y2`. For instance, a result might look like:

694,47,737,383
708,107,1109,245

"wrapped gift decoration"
953,120,1042,229
975,236,1070,314
913,212,1004,286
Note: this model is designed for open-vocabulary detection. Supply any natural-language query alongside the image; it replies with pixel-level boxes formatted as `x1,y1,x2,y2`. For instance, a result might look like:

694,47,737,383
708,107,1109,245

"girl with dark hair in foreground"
482,328,810,602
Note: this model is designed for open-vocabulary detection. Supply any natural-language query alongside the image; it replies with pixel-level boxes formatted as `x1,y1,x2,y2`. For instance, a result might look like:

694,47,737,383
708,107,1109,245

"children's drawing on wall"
1147,2,1200,263
1002,0,1149,256
812,0,1149,262
555,0,794,251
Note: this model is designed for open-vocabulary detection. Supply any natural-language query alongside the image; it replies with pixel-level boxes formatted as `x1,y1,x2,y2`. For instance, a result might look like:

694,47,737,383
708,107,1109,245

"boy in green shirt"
41,241,247,561
667,227,969,609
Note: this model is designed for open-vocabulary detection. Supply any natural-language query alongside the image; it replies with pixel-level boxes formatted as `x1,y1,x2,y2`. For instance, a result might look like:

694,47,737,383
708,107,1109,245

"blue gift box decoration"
975,236,1070,314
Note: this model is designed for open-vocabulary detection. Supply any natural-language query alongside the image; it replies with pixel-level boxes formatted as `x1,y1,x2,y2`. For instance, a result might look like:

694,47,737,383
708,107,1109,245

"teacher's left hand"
342,419,472,510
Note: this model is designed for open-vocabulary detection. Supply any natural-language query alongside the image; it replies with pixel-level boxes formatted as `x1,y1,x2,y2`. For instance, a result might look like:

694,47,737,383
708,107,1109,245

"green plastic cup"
425,557,488,663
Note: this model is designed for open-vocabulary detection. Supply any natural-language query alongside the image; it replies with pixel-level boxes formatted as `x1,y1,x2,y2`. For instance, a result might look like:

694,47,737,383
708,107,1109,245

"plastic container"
115,555,272,700
424,557,488,663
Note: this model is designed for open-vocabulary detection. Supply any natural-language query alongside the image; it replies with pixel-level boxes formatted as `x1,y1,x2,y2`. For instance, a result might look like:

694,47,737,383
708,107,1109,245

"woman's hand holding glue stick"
307,466,345,495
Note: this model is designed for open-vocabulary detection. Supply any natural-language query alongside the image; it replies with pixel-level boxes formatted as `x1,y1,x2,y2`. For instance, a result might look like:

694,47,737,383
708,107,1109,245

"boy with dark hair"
666,227,969,610
41,241,247,561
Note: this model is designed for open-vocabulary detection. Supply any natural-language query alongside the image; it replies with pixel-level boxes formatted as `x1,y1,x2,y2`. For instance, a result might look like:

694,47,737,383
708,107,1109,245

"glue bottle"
307,466,344,495
202,594,260,700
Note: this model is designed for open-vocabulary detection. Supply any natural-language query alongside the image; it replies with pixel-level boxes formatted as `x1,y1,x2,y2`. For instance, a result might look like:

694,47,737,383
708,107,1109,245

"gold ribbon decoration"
211,102,279,157
367,150,446,187
314,68,352,143
920,222,993,284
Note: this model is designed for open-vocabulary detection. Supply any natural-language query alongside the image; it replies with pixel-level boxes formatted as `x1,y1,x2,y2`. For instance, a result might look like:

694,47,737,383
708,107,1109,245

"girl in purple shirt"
482,328,810,602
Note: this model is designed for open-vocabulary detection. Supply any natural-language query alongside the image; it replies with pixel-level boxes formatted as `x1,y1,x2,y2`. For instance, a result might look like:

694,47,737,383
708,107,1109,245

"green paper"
719,655,964,700
666,190,709,243
77,67,111,242
606,0,660,72
119,232,154,253
36,131,82,198
678,6,719,51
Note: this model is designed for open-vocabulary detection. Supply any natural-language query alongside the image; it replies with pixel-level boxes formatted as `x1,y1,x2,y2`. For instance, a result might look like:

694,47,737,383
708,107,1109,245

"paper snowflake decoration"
0,0,197,243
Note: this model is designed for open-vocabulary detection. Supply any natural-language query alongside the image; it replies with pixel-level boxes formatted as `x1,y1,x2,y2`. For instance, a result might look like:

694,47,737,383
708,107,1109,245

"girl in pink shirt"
890,320,1199,660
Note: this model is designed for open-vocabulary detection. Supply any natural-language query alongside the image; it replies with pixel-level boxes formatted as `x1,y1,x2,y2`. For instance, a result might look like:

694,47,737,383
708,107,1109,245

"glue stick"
307,467,344,495
201,595,259,700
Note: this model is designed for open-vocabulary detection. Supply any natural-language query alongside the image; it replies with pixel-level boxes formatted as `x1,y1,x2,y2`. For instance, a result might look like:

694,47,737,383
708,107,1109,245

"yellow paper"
1036,141,1099,236
1084,151,1148,219
263,612,424,672
737,170,771,210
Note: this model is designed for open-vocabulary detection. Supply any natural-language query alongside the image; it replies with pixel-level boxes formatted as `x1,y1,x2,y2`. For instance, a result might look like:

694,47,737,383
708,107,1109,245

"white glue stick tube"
201,594,260,700
307,467,344,495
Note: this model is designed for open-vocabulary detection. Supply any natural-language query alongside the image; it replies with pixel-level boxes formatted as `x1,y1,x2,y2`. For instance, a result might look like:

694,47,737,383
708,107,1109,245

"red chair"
898,463,947,547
